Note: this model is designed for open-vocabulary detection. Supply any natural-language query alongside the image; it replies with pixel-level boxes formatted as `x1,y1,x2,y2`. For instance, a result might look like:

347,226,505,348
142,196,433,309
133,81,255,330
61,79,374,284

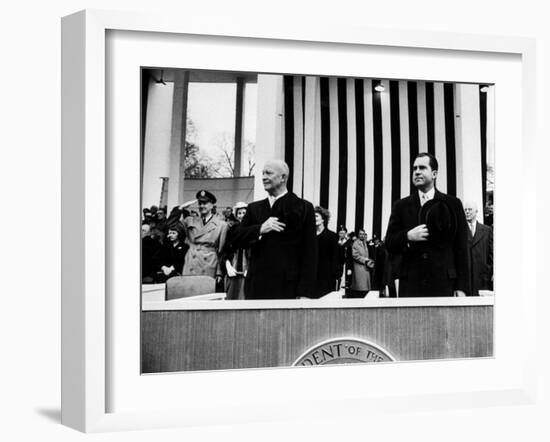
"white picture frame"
61,9,536,433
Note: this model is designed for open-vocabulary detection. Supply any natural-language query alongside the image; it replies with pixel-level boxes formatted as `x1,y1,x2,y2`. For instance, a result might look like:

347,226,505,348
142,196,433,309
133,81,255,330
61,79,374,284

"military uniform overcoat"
182,214,228,278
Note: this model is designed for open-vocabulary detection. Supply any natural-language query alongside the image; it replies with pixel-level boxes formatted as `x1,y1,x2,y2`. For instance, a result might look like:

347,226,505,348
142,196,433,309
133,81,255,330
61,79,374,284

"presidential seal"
292,338,394,366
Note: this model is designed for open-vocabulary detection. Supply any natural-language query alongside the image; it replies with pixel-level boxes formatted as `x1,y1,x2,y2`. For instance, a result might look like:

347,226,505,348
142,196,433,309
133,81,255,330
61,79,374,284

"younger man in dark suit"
385,153,470,297
231,160,317,299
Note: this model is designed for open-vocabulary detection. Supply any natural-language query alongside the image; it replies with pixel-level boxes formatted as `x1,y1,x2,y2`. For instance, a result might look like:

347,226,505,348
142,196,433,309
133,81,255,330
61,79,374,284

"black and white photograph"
140,67,495,373
4,0,547,437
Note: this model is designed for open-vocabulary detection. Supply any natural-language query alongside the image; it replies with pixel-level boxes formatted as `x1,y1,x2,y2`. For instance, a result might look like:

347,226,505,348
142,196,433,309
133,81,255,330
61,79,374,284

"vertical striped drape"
283,76,489,238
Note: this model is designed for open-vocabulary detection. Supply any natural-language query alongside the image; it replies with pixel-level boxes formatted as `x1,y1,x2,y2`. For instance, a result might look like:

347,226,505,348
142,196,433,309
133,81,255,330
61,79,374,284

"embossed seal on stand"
292,338,395,366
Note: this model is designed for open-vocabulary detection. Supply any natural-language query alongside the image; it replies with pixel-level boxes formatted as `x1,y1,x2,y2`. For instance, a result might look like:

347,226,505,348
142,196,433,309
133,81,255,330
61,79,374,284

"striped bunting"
283,76,488,238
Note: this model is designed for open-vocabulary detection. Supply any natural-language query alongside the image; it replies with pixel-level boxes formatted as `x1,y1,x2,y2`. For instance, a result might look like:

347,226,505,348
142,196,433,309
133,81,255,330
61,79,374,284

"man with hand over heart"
231,160,317,299
385,153,471,297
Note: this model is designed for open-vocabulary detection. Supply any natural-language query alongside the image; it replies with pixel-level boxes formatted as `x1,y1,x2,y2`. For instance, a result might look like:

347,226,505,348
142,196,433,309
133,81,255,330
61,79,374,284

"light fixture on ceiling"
480,84,490,93
374,81,385,92
154,69,167,86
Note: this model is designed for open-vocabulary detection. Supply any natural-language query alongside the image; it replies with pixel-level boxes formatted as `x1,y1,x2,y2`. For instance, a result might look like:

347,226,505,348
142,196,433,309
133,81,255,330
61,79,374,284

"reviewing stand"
141,284,494,373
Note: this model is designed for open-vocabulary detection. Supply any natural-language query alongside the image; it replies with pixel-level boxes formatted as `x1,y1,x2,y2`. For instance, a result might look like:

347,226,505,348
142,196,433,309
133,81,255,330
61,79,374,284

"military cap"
419,199,457,244
195,189,216,204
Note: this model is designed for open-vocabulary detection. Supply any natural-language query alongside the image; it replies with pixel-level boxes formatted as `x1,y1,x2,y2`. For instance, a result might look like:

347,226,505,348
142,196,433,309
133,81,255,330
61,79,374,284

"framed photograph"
139,65,495,374
62,9,536,432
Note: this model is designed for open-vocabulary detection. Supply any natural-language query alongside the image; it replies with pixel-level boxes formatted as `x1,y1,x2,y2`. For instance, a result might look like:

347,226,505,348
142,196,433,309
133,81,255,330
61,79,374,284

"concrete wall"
174,176,255,212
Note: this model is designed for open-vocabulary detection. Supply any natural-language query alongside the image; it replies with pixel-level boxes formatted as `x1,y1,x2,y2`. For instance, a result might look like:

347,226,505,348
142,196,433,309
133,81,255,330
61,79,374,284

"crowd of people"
142,154,493,299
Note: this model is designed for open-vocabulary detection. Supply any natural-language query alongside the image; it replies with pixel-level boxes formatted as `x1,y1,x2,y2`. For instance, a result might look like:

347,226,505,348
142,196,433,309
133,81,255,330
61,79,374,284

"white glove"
179,199,197,209
225,260,237,277
161,265,174,276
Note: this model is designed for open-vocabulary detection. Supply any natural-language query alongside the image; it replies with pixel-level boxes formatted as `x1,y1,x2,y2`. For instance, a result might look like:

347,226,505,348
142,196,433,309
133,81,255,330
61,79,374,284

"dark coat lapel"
252,198,271,223
433,189,444,201
270,192,293,219
412,191,421,208
271,192,291,210
472,221,485,246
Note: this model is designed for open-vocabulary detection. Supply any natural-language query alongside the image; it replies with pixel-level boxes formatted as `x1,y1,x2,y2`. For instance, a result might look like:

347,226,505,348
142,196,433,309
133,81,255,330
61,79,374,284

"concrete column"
302,76,319,203
255,74,284,201
455,84,483,217
233,77,244,177
485,85,495,220
167,70,189,211
142,77,174,208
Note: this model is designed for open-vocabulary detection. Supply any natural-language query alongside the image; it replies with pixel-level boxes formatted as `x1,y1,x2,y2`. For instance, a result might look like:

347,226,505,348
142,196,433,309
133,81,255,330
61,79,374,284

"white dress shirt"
268,190,288,207
418,187,435,206
469,220,477,237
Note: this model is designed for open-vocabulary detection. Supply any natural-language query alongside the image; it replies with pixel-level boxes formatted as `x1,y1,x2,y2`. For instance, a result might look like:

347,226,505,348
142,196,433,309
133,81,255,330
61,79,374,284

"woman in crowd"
159,223,189,282
349,228,374,298
221,202,249,300
312,206,340,298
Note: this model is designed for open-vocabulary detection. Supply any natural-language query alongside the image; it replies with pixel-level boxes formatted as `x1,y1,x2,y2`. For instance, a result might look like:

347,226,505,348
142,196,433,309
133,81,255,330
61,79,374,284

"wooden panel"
141,306,493,373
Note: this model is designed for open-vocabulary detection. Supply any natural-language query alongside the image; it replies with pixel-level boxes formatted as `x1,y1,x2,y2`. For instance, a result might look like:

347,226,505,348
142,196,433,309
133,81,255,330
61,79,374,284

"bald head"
262,160,290,196
463,200,478,222
264,159,289,176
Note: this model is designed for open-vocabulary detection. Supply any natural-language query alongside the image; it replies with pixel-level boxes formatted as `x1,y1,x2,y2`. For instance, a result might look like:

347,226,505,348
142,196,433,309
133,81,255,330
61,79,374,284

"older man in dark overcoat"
231,160,317,300
464,200,493,295
385,153,470,297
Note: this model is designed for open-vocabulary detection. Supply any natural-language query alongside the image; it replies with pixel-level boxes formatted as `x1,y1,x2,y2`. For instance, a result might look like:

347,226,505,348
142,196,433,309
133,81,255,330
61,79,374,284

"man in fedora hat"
230,160,317,300
385,153,470,297
181,190,228,286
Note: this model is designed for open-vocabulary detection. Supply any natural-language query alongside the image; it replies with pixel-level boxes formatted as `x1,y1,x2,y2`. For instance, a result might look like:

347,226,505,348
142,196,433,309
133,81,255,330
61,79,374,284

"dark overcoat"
142,236,163,283
385,190,471,297
468,221,493,295
231,192,317,299
161,241,189,274
220,221,249,300
313,228,340,298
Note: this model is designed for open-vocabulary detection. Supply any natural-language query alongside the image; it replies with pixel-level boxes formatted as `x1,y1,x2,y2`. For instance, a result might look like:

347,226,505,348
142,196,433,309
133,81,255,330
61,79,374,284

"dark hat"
419,199,457,244
195,189,216,204
167,222,185,239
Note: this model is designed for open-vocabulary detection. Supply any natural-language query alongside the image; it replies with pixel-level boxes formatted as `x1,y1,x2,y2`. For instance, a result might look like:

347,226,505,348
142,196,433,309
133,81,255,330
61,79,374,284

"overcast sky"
187,82,257,157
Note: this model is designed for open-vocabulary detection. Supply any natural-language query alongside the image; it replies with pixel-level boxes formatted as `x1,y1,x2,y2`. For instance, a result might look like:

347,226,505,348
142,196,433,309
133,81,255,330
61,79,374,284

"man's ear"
432,170,438,180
